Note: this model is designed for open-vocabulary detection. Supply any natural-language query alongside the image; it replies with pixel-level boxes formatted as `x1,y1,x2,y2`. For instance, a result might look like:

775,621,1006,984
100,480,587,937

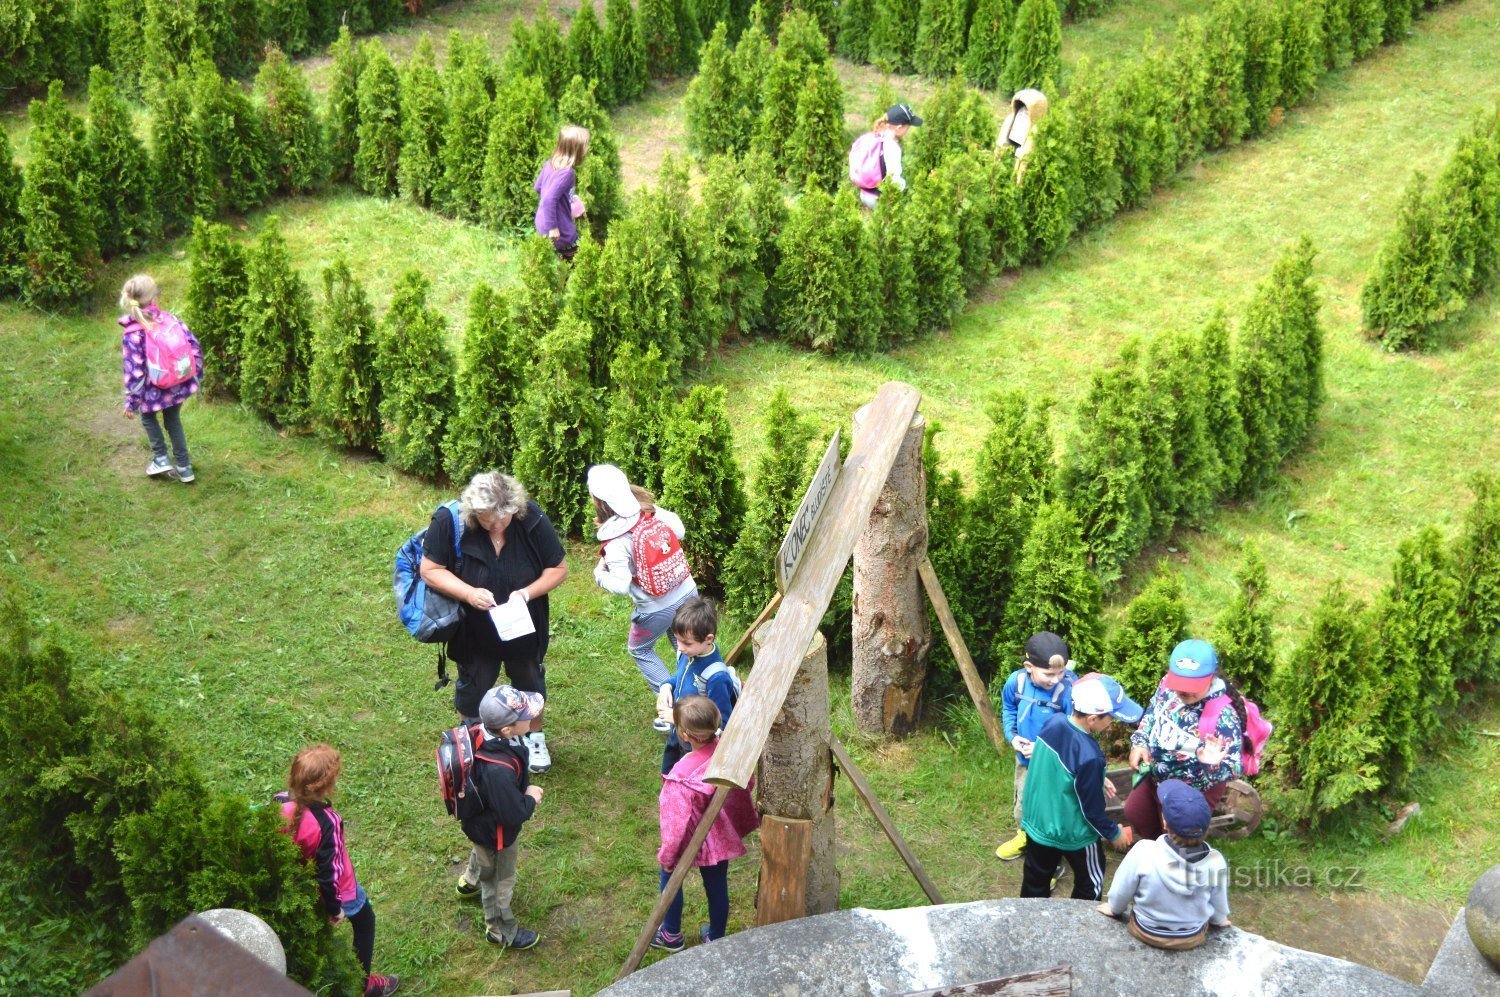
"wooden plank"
918,558,1006,755
896,965,1072,997
777,430,843,592
724,591,782,669
755,816,813,926
616,786,729,980
706,382,923,789
830,737,945,905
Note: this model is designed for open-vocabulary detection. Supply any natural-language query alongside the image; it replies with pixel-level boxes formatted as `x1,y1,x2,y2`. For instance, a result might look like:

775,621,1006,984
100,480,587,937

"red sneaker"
365,973,400,997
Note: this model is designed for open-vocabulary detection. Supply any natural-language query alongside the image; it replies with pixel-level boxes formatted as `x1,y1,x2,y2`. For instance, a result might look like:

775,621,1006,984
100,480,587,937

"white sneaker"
527,732,551,774
146,456,172,477
652,717,672,735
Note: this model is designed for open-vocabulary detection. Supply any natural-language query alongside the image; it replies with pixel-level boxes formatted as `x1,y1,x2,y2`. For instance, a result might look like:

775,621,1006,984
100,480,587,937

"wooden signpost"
776,429,842,593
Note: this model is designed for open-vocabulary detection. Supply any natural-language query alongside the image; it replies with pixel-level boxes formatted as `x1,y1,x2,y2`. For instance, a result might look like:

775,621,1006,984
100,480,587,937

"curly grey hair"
460,471,529,527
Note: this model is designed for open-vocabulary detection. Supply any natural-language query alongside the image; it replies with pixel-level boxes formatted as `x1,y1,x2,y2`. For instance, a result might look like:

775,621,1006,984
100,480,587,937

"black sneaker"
650,928,685,954
487,927,541,950
455,878,480,900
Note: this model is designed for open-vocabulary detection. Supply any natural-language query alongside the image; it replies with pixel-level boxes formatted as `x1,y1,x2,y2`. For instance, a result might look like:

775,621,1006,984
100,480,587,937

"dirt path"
1232,890,1452,984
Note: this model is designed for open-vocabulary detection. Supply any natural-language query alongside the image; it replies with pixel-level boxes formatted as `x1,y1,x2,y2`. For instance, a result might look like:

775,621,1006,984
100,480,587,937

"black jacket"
461,731,536,851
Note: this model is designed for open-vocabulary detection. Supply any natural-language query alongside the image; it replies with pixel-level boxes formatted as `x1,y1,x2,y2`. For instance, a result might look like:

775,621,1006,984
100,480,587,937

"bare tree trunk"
755,629,838,922
850,407,931,737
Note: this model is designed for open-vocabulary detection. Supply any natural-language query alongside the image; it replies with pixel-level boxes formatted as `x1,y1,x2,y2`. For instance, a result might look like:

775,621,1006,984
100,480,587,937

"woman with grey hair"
420,471,567,773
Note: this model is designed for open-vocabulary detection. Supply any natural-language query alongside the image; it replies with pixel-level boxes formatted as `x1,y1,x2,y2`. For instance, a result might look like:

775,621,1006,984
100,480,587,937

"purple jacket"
120,306,202,414
533,162,578,248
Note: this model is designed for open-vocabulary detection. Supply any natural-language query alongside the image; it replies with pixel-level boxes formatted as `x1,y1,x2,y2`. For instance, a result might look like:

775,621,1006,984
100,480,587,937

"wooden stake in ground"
830,737,944,905
851,407,931,737
918,558,1006,755
755,630,837,924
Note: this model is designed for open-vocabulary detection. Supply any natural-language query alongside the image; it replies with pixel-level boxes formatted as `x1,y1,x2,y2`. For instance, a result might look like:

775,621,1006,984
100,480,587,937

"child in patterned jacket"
118,274,201,482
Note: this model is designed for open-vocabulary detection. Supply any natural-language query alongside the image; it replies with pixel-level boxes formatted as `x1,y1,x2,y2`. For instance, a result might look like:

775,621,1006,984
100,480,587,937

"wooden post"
918,558,1007,755
851,407,931,737
830,737,944,905
755,630,838,923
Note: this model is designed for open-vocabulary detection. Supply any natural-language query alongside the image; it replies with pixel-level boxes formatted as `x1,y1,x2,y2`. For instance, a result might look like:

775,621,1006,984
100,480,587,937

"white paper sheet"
488,592,536,642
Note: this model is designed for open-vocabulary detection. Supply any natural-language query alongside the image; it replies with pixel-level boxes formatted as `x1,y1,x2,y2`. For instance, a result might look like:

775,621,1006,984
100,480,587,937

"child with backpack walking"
849,103,923,208
652,695,760,952
588,464,698,731
995,632,1077,861
1124,639,1271,842
276,745,400,997
534,125,590,261
119,274,202,483
657,597,738,776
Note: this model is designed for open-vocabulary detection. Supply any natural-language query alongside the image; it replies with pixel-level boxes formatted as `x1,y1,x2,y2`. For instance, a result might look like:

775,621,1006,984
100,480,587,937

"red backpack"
437,723,483,820
630,512,691,597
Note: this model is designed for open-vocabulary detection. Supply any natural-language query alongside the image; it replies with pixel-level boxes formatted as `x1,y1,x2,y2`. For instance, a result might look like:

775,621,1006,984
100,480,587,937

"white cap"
586,463,640,518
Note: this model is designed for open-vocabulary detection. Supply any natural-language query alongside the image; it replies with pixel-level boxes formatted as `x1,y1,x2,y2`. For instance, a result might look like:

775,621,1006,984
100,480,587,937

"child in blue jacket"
656,597,737,775
995,632,1077,861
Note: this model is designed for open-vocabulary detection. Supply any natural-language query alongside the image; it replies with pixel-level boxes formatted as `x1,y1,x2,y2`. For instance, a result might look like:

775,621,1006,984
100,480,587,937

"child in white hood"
1098,779,1231,950
587,464,699,731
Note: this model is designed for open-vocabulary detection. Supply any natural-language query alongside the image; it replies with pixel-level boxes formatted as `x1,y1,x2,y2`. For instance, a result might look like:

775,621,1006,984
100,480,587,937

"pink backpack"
1199,693,1273,777
142,310,196,389
629,512,691,597
848,132,887,190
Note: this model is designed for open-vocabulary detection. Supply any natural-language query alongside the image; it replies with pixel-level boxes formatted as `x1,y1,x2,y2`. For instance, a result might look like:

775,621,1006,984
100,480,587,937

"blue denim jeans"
659,860,729,939
140,404,189,468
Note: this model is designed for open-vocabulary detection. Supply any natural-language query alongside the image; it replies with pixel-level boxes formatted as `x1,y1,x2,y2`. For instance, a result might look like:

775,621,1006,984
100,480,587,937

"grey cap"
479,685,544,732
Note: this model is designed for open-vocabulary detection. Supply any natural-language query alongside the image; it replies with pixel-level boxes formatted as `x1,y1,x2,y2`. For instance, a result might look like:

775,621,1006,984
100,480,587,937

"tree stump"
755,629,838,922
851,407,931,737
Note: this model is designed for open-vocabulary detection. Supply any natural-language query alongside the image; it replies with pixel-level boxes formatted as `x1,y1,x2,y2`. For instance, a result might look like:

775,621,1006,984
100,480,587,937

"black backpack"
436,723,485,820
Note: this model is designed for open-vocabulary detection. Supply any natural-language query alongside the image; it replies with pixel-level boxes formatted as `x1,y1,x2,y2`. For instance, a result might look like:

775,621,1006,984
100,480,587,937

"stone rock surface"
603,899,1425,997
1424,907,1500,995
196,908,287,975
1469,865,1500,970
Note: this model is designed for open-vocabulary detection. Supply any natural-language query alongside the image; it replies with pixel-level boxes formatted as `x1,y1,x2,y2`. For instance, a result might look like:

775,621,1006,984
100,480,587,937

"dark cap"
887,103,924,127
1157,779,1212,838
1024,631,1070,668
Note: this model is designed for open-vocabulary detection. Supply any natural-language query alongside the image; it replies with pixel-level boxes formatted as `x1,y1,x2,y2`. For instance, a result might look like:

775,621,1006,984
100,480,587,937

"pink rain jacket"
657,741,760,869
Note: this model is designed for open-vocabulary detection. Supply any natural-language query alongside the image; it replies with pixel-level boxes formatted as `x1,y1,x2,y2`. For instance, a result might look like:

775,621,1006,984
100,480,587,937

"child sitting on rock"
1097,779,1231,950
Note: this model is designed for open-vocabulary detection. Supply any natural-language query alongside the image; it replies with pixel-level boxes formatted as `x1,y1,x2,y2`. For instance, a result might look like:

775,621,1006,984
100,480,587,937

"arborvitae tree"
374,269,453,477
1275,0,1323,107
998,500,1103,668
695,0,731,41
105,0,150,94
481,74,555,230
601,341,674,492
1432,119,1500,301
696,156,768,340
1233,323,1282,499
752,11,829,175
142,0,210,94
772,188,867,352
255,47,326,196
722,387,814,616
1262,236,1322,456
1198,308,1247,498
905,75,997,175
512,314,603,537
660,385,748,590
1274,583,1383,827
184,219,248,398
204,0,266,75
558,75,624,238
986,147,1026,269
1211,540,1277,702
837,0,875,62
1455,474,1500,686
963,0,1014,90
260,0,311,56
686,22,740,157
510,233,566,349
191,59,271,214
635,156,721,360
1146,329,1219,528
946,151,1000,290
1061,346,1150,588
530,3,579,99
1347,0,1384,60
1319,0,1354,70
326,27,365,182
20,84,100,306
85,67,156,257
606,0,649,102
0,131,23,297
867,186,919,346
907,168,965,335
1189,11,1251,154
305,0,342,50
444,283,523,482
670,0,703,74
1381,0,1414,43
914,0,967,77
354,41,402,196
570,1,615,106
742,156,788,321
559,236,610,358
729,10,776,153
149,71,202,235
1229,0,1285,139
1112,53,1178,210
869,0,920,73
440,59,493,221
1015,115,1076,263
397,34,446,207
1105,567,1189,705
309,257,381,451
640,0,683,77
1001,0,1061,94
239,218,313,427
786,59,847,189
592,213,689,373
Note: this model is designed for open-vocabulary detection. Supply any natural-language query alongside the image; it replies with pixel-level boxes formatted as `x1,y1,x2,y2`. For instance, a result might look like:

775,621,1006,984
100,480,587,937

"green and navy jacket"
1020,713,1120,851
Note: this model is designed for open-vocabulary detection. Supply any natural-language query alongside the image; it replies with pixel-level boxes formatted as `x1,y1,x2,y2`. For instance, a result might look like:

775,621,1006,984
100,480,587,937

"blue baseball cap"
1158,779,1212,838
1072,673,1144,724
1166,639,1219,696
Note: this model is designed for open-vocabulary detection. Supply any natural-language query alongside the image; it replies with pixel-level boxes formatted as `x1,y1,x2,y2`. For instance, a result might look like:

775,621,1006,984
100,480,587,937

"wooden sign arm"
830,737,945,906
917,558,1007,755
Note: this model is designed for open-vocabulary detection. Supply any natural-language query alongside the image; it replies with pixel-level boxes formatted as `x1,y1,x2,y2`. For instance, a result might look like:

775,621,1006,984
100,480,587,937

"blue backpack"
395,501,464,653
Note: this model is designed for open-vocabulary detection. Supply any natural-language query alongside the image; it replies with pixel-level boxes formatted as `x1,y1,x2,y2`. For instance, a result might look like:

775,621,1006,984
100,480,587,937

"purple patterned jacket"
120,306,202,414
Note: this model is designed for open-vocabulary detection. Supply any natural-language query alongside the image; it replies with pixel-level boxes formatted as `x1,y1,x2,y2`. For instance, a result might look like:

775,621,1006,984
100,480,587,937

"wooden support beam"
755,816,813,926
616,786,729,981
830,737,945,906
918,558,1006,755
706,382,923,790
724,591,782,669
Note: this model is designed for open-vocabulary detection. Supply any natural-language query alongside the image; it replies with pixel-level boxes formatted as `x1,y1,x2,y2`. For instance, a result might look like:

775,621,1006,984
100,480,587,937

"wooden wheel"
1102,770,1264,840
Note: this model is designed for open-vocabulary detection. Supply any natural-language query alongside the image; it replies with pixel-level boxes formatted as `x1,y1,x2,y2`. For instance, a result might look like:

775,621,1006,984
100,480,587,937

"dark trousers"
1124,777,1227,841
659,860,729,939
1020,839,1106,901
140,404,189,466
348,901,375,975
661,740,686,776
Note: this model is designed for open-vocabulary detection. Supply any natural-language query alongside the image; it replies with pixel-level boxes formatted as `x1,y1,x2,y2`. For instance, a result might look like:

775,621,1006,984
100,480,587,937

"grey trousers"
465,843,520,941
140,404,189,467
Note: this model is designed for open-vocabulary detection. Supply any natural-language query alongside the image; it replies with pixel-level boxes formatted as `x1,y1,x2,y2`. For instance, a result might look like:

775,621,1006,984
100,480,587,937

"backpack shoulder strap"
443,501,464,560
1197,694,1232,738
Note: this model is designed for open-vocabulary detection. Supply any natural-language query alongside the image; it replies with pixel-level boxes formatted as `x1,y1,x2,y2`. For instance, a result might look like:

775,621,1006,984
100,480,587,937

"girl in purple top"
534,125,590,261
119,274,202,483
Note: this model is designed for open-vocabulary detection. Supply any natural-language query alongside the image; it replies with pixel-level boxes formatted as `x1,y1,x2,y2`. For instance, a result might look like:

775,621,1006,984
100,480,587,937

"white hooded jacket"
593,507,696,615
1105,835,1230,937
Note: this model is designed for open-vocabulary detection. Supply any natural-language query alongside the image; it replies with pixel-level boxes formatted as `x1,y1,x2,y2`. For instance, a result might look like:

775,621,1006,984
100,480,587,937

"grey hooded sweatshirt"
1105,836,1231,937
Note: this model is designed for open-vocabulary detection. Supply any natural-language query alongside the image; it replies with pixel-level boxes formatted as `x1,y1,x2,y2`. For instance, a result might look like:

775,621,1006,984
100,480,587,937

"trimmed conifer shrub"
1146,328,1219,529
1211,540,1277,702
1275,0,1323,106
239,218,313,427
786,59,847,189
686,22,740,157
375,269,453,478
1199,307,1248,497
184,218,248,398
1015,114,1076,263
997,500,1103,668
20,83,100,306
660,385,748,590
191,59,271,214
354,41,402,196
142,0,211,95
513,313,603,537
1455,474,1500,686
571,1,615,106
398,34,446,207
907,167,965,336
255,47,326,196
510,232,567,348
1230,0,1286,139
440,58,493,221
1233,323,1283,500
729,10,776,153
635,156,722,360
671,0,704,74
695,155,768,340
837,0,875,62
592,212,690,374
869,0,920,73
640,0,683,77
481,74,555,230
85,67,156,258
444,282,524,483
607,0,649,102
1433,116,1500,301
904,75,997,175
772,187,868,352
260,0,311,56
1001,0,1061,94
309,257,382,451
985,147,1026,269
753,11,830,176
150,72,202,236
1106,567,1189,705
0,132,22,297
742,157,789,322
326,27,365,183
531,3,579,99
601,341,674,494
1110,54,1178,211
963,0,1015,90
914,0,967,77
867,186,919,346
558,75,624,238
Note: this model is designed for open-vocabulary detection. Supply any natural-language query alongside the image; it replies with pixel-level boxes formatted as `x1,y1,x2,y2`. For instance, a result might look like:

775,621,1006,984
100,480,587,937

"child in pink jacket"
651,696,759,953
